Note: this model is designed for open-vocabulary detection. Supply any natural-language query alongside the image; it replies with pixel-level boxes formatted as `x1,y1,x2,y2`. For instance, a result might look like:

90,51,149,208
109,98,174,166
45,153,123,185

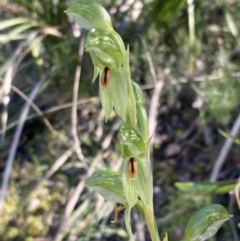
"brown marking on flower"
110,203,124,223
128,157,138,179
101,67,111,88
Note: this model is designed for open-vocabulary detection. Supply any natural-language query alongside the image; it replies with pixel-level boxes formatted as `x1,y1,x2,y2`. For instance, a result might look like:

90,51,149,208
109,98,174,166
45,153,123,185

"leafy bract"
86,169,127,206
183,204,232,241
65,0,113,32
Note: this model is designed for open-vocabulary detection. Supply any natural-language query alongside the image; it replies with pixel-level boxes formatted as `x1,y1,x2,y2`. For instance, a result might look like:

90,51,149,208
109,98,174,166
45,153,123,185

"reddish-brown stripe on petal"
101,67,111,88
128,157,138,179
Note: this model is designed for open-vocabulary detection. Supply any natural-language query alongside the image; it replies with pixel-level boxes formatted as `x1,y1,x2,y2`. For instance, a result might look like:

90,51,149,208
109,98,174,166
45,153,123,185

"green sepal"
132,81,145,104
86,169,127,206
86,28,125,70
136,157,153,206
118,122,147,159
123,48,137,128
65,0,113,32
132,82,149,141
136,103,148,141
109,68,128,121
99,76,113,120
183,204,232,241
122,159,138,209
163,233,168,241
92,65,101,82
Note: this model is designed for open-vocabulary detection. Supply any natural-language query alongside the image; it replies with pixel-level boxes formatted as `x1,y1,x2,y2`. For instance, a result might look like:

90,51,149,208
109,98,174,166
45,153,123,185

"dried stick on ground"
0,77,74,149
0,31,40,143
148,79,164,138
54,118,122,241
0,78,55,134
0,97,99,135
54,152,102,241
141,38,158,84
71,31,86,164
0,79,44,215
35,147,75,190
210,112,240,182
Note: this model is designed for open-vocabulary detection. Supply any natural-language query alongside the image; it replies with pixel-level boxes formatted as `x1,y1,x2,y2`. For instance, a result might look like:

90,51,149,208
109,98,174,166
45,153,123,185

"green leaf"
175,181,236,195
86,169,127,206
224,7,238,38
65,0,113,32
218,129,240,145
0,18,30,31
175,182,218,194
215,183,236,194
183,204,232,241
151,0,186,25
0,22,39,44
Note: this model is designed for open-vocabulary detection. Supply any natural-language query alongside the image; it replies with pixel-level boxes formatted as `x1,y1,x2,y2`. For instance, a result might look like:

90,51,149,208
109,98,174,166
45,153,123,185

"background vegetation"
0,0,240,240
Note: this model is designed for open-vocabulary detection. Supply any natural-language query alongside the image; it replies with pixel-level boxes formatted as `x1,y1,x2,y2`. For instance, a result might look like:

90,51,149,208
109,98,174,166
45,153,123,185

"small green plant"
65,1,232,240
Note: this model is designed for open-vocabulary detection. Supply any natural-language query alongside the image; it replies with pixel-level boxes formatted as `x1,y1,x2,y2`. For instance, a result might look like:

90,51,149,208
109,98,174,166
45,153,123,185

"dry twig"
0,78,55,134
210,112,240,182
0,79,44,215
54,152,102,241
0,97,99,135
71,31,86,164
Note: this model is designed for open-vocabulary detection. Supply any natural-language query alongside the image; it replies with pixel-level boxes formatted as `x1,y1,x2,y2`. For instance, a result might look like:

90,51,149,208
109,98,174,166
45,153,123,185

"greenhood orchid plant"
65,1,232,240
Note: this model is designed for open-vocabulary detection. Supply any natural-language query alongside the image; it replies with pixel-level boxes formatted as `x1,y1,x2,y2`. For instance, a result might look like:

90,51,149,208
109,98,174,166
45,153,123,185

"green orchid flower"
99,67,128,121
85,28,125,73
